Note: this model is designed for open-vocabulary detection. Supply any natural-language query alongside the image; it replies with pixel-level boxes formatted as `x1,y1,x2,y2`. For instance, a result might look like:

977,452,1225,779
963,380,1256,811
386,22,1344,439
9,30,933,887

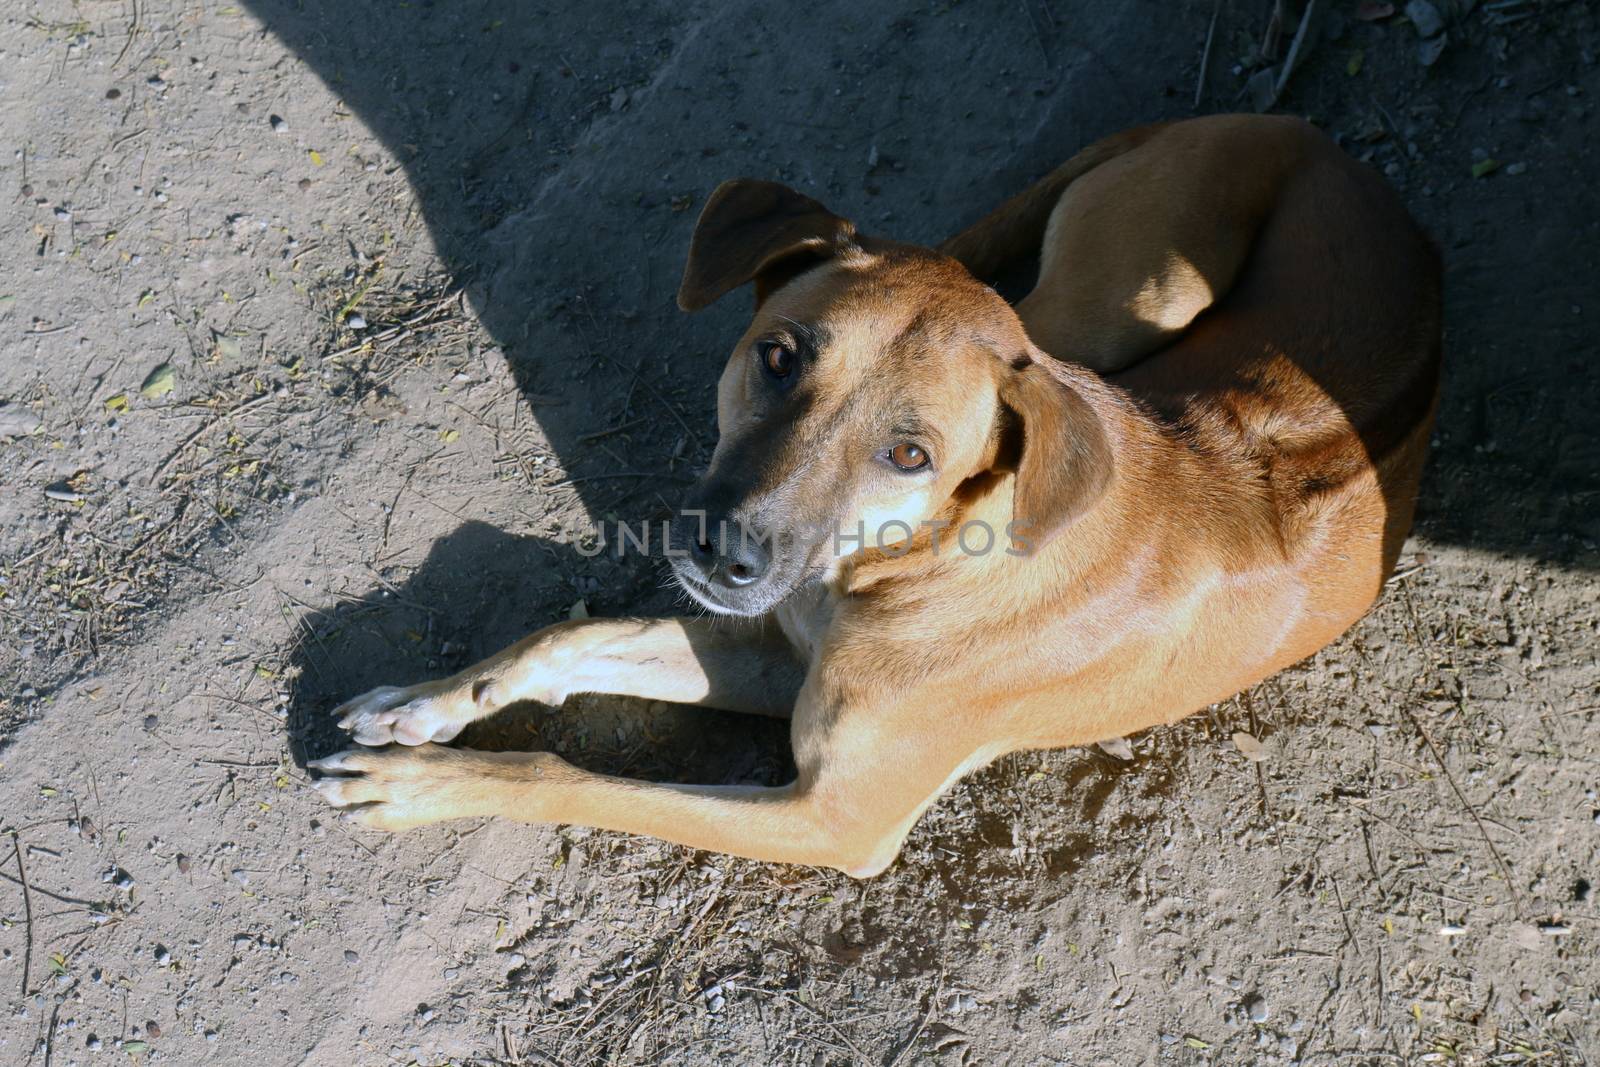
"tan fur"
312,115,1442,878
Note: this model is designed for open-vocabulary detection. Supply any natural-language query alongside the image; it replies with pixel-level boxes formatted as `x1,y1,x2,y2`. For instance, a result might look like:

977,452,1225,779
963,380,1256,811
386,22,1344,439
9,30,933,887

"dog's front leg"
311,683,964,877
330,616,803,746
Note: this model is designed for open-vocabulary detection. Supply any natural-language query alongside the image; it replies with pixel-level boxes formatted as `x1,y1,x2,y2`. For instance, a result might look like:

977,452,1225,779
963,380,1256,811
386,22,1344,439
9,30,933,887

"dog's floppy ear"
997,356,1114,552
677,180,857,312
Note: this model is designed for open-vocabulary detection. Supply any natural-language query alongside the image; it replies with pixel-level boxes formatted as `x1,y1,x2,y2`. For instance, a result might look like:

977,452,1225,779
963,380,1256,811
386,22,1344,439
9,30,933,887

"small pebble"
54,207,72,222
1405,0,1444,38
269,114,288,133
153,945,171,966
143,714,159,731
175,855,191,874
344,313,367,331
343,950,359,964
1244,993,1269,1023
146,1021,162,1039
105,88,121,100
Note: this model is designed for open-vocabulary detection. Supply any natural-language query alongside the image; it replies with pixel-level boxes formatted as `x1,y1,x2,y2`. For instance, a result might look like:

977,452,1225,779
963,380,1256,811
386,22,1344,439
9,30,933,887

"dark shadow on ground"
259,1,1598,770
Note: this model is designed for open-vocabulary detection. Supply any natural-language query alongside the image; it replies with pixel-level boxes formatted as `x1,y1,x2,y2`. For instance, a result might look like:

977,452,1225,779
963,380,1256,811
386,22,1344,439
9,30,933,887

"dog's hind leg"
938,123,1163,286
1016,115,1317,374
330,616,804,746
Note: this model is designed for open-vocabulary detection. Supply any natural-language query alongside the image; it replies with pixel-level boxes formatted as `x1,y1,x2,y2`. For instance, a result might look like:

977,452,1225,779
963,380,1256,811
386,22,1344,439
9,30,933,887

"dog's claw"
308,749,368,774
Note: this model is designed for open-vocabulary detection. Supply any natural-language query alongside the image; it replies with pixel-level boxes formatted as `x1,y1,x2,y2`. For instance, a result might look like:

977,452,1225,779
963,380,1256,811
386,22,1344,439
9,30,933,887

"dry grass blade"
1401,706,1523,918
11,831,34,997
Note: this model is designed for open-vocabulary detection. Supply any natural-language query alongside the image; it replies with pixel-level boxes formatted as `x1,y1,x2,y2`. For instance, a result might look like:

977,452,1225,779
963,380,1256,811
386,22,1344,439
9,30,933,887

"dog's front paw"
308,746,558,831
308,746,458,831
333,683,471,746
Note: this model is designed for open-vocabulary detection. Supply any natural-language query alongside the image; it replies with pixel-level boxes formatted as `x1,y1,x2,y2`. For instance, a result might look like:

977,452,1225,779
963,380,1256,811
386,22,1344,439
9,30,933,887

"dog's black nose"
686,513,771,588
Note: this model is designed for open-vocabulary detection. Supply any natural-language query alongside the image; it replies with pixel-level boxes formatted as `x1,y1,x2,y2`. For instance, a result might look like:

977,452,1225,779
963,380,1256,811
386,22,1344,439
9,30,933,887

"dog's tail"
938,123,1167,285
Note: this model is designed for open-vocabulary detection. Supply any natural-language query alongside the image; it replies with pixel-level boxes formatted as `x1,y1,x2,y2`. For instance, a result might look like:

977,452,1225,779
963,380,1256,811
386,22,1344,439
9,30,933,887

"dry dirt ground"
2,1,1598,1064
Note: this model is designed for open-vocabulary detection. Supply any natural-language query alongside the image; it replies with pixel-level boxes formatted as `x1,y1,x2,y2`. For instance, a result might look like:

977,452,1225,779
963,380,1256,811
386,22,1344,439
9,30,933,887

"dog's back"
949,115,1442,664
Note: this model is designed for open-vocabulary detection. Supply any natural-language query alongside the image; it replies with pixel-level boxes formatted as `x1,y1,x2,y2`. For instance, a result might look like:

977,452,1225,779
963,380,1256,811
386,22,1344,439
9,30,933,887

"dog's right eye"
759,341,796,381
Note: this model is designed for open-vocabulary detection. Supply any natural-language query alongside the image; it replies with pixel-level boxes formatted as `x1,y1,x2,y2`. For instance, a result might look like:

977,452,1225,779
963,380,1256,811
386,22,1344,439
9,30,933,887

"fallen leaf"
568,599,590,621
1096,736,1135,761
1185,1036,1212,1050
0,405,42,438
1232,730,1269,761
140,363,175,399
104,393,129,413
214,332,244,361
1470,158,1500,179
309,149,325,166
439,428,460,443
1346,50,1364,76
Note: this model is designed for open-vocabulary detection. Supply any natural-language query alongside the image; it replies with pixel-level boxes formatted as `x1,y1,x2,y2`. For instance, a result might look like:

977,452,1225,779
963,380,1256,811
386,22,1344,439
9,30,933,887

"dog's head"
666,180,1112,616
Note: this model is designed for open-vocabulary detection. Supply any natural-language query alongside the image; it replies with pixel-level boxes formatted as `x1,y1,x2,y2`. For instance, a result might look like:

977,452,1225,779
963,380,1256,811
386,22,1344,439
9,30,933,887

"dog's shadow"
285,521,791,788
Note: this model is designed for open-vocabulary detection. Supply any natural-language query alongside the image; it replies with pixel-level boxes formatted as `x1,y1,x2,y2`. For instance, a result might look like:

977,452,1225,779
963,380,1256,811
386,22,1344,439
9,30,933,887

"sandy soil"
2,0,1597,1064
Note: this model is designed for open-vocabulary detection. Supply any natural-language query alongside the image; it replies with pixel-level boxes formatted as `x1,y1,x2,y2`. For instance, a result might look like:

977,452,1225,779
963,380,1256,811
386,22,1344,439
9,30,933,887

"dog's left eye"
759,341,796,380
888,442,930,471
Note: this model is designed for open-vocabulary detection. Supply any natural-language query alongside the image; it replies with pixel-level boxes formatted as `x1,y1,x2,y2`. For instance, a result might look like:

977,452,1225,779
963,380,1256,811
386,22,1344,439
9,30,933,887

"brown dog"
311,114,1441,877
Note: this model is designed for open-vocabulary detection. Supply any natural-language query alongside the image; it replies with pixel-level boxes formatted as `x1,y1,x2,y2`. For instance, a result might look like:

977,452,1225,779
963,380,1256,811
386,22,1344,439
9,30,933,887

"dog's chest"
774,583,837,666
